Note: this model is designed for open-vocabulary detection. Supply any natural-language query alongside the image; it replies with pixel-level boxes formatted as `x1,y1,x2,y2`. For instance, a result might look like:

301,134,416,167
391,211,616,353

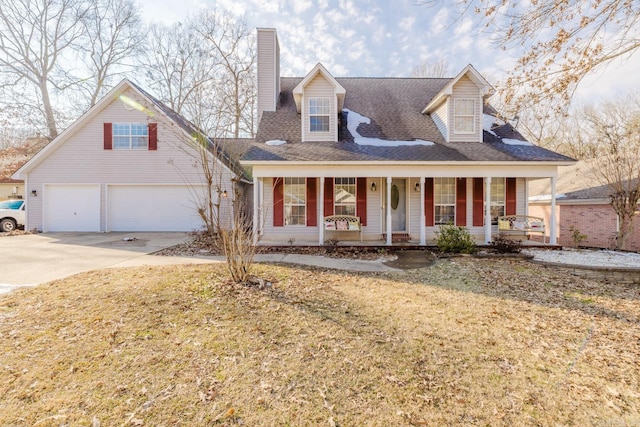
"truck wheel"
0,218,17,232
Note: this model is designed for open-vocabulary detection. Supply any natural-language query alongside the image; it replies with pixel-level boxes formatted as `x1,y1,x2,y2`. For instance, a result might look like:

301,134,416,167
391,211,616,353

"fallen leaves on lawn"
0,258,639,426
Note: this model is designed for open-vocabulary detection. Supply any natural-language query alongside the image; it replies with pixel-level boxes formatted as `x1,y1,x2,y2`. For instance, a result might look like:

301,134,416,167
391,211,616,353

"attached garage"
44,184,101,232
107,185,205,232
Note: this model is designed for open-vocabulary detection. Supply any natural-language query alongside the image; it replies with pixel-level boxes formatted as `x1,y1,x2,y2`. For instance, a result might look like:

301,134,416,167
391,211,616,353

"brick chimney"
257,28,280,123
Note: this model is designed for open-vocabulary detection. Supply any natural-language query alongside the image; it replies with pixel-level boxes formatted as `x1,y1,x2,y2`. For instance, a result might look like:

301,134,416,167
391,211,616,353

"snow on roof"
502,138,533,146
345,109,434,147
265,139,287,146
482,113,504,137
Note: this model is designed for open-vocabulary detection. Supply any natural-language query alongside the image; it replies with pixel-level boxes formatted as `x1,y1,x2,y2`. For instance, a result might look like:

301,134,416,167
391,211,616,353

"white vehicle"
0,199,25,232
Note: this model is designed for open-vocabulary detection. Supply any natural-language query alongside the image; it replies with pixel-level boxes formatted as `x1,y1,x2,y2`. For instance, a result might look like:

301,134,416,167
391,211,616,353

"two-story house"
241,28,574,245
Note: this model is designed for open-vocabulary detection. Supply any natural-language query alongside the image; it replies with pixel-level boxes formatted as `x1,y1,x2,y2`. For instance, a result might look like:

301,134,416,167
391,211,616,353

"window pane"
435,206,455,225
434,178,456,224
334,177,356,216
310,116,330,132
455,99,474,115
309,98,330,114
113,123,129,136
113,136,130,149
454,117,474,133
490,178,505,224
284,178,306,226
132,136,148,149
454,99,475,134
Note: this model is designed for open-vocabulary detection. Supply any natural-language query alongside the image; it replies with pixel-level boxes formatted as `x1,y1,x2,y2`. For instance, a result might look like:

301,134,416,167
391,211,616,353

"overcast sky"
139,0,640,103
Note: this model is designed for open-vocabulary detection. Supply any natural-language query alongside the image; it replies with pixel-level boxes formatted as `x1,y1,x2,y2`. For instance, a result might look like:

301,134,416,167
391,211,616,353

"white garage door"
108,185,204,232
44,184,101,232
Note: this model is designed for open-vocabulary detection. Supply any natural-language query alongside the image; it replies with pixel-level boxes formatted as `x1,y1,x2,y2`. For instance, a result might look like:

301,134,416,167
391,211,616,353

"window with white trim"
490,177,505,224
284,177,306,226
309,97,330,132
334,177,356,216
113,123,148,149
434,177,456,224
453,99,475,134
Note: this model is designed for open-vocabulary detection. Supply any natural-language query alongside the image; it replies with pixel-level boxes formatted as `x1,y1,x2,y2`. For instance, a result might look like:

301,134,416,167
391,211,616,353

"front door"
384,179,406,232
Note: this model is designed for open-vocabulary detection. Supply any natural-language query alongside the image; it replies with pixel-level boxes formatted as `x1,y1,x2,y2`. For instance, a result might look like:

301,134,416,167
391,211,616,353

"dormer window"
309,97,330,132
453,99,476,134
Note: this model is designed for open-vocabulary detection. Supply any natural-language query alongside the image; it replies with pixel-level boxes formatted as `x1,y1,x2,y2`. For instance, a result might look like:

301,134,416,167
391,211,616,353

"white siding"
261,178,318,243
257,28,279,122
365,178,382,240
431,101,449,141
25,86,235,232
302,75,338,142
449,75,483,143
408,178,421,240
516,177,526,215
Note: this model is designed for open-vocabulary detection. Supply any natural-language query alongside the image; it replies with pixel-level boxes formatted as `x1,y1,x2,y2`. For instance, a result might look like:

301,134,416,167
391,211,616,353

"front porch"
252,170,561,247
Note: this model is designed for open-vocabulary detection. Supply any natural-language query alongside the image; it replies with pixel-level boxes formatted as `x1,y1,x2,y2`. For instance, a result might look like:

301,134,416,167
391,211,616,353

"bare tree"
77,0,146,108
579,94,640,250
411,58,450,78
196,10,256,138
0,0,89,139
0,0,144,139
142,22,217,124
423,1,640,113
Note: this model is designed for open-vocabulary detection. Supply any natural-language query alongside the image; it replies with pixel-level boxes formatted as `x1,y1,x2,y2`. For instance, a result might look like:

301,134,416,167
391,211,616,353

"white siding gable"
448,75,483,143
302,75,338,142
22,86,236,232
431,101,448,141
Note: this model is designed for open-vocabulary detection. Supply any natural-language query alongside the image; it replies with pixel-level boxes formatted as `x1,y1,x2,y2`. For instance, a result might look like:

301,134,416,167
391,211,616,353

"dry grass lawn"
0,257,639,426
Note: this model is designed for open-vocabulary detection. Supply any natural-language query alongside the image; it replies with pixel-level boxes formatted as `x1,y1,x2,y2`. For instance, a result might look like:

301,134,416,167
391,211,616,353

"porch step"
382,233,412,243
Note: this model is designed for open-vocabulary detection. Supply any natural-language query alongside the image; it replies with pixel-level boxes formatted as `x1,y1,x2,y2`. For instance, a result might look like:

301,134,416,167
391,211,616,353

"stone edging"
530,260,640,284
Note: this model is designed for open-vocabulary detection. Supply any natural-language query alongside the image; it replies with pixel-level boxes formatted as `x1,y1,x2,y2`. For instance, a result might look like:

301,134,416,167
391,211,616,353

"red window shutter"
356,177,367,226
306,178,317,226
506,178,516,215
104,123,112,150
456,178,467,226
324,177,334,217
473,178,484,226
273,178,284,227
148,123,158,150
424,178,434,226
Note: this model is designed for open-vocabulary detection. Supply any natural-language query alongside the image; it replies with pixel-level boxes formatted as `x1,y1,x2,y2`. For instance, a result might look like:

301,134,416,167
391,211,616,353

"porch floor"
256,238,557,248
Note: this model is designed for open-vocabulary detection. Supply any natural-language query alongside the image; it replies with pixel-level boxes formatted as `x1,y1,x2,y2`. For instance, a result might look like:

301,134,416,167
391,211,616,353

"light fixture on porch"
221,190,228,198
370,182,377,192
31,190,38,197
414,182,420,192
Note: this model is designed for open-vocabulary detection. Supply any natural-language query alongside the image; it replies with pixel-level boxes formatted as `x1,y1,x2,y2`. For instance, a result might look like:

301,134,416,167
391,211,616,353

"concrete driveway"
0,232,217,294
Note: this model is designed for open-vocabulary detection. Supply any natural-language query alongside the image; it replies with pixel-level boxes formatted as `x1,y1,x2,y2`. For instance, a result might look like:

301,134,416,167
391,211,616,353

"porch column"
386,176,392,246
484,177,492,244
550,176,557,245
420,177,426,245
318,177,325,245
253,176,259,244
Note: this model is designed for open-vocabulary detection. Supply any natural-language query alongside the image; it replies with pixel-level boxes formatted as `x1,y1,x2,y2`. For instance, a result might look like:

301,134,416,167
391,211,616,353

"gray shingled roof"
244,77,574,163
128,81,253,181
